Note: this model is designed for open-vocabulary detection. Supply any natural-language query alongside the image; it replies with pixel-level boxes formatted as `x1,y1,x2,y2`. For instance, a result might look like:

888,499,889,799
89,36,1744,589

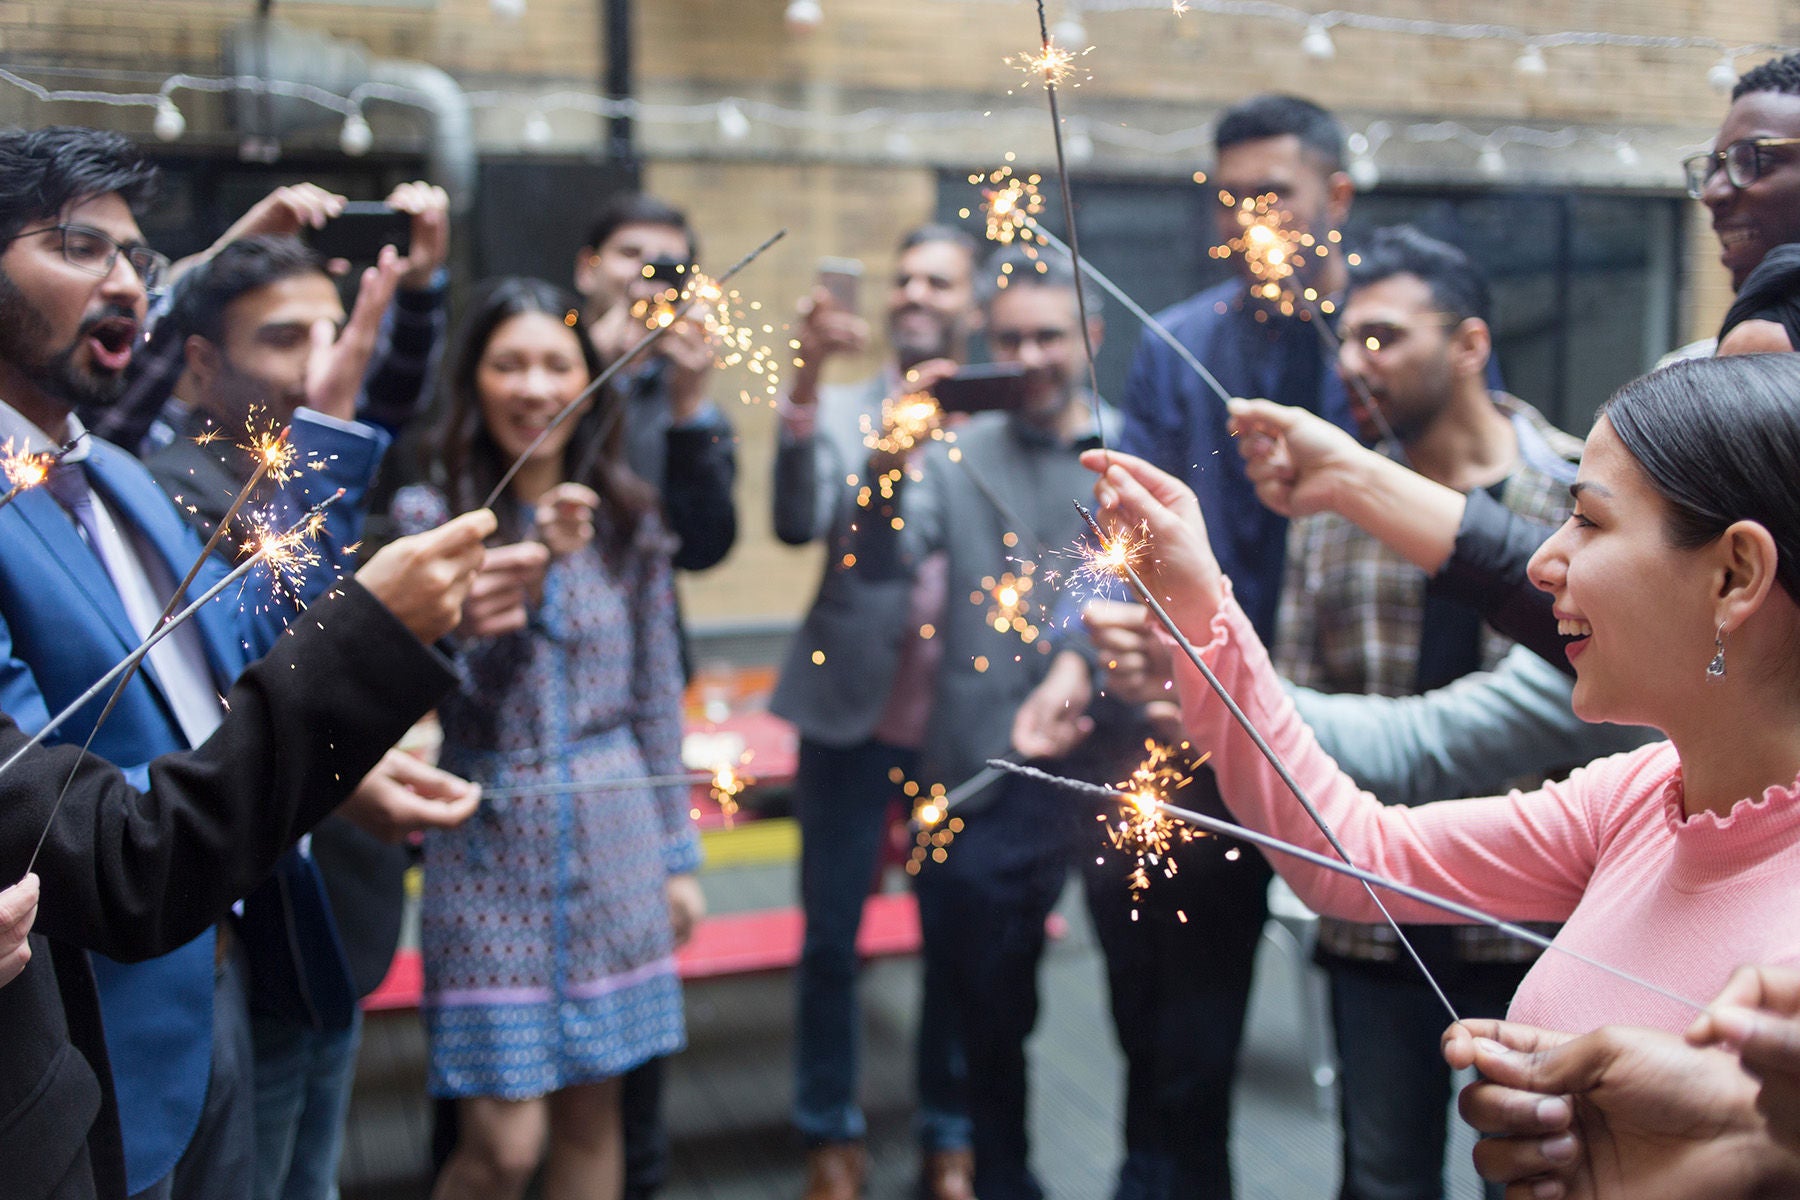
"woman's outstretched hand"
1080,449,1225,629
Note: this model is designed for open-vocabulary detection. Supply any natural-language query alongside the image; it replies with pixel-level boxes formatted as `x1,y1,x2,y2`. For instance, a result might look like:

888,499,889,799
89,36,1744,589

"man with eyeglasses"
0,126,391,1200
1672,51,1800,356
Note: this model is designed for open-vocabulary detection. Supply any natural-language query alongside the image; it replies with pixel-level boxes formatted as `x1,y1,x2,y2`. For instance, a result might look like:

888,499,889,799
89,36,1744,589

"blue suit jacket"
0,416,383,1192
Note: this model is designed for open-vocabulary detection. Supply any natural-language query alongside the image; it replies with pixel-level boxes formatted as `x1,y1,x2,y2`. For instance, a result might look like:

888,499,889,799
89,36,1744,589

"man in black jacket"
0,511,493,1200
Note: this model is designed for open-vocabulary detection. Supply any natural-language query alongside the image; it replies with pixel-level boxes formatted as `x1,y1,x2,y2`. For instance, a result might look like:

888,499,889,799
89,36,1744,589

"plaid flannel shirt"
1273,393,1584,964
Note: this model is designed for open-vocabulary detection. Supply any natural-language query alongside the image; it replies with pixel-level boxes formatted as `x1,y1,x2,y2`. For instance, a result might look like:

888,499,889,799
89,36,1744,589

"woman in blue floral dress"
392,277,703,1200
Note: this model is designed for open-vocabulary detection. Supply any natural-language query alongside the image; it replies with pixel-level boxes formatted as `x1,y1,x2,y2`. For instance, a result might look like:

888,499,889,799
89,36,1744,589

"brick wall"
0,0,1789,623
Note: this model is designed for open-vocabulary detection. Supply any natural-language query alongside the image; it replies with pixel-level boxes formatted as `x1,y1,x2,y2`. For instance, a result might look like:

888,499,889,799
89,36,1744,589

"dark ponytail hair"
426,276,658,551
1602,353,1800,603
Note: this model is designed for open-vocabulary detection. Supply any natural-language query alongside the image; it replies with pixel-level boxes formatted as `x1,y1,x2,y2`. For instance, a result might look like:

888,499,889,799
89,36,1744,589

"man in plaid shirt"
1271,225,1584,1200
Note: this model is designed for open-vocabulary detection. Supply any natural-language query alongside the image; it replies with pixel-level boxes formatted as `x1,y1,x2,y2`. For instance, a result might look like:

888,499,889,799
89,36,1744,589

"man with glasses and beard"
0,126,390,1200
770,224,982,1200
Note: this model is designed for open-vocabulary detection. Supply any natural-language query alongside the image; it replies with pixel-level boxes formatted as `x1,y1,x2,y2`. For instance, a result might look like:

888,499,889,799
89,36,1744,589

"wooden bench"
363,891,925,1012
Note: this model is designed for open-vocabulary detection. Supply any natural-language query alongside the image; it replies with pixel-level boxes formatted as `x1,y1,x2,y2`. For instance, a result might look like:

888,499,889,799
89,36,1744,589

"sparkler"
1101,739,1205,903
1073,498,1460,1021
162,420,294,624
0,433,84,515
970,169,1238,410
13,490,346,874
1006,36,1093,92
901,774,962,875
631,268,785,407
975,563,1043,645
490,228,788,508
1009,2,1107,446
990,757,1708,1017
708,756,752,826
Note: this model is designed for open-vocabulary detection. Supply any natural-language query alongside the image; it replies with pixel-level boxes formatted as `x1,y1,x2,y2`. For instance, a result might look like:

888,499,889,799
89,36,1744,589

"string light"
1514,44,1548,76
521,108,553,147
1476,142,1507,180
1300,21,1336,61
152,96,185,142
338,108,372,156
716,98,750,143
785,0,825,32
1052,8,1089,49
1709,53,1740,94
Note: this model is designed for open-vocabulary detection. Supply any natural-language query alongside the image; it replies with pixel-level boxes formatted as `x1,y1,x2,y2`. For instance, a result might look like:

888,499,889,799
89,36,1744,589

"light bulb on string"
1614,140,1640,167
1476,142,1507,180
1300,22,1336,60
1709,53,1739,94
784,0,824,32
152,95,185,143
339,109,372,157
1346,129,1379,188
1052,10,1088,49
490,0,525,18
1514,44,1548,76
717,99,751,144
1065,119,1095,164
522,109,553,148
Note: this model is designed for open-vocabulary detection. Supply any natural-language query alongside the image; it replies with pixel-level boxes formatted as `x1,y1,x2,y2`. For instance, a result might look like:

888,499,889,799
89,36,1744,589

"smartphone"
643,256,690,288
932,361,1028,413
306,201,411,263
816,256,863,313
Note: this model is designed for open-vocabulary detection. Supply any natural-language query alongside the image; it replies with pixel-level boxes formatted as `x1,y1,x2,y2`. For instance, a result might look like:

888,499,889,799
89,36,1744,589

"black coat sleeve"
662,416,738,572
1426,487,1570,675
3,581,456,960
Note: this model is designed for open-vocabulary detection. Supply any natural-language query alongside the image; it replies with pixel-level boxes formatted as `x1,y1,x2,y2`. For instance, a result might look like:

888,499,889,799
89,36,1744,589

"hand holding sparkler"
0,872,37,988
1230,397,1468,574
534,482,600,559
1083,449,1225,628
666,873,706,948
355,508,499,644
337,749,482,843
1444,1017,1777,1200
1011,648,1095,760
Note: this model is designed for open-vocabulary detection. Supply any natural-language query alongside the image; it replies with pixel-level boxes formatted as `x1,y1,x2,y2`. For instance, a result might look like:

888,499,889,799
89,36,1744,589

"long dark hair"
1603,353,1800,604
426,276,656,550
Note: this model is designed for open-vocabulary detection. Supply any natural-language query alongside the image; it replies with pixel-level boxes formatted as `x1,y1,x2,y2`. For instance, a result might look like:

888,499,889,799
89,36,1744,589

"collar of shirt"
0,397,93,465
1004,395,1117,452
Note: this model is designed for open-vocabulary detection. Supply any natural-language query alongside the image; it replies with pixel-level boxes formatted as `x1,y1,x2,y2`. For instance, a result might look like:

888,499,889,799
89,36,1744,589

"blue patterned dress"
392,486,701,1100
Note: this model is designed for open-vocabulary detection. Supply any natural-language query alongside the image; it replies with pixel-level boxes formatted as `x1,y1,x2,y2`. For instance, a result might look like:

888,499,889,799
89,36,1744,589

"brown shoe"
921,1148,976,1200
804,1142,867,1200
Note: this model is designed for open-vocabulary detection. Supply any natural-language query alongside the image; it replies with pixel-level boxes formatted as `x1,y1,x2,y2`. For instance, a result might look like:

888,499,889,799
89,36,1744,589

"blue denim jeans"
250,1008,362,1200
792,737,969,1150
1329,946,1527,1200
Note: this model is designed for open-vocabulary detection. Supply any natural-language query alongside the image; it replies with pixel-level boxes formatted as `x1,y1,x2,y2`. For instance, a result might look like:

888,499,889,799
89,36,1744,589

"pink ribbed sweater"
1174,591,1800,1035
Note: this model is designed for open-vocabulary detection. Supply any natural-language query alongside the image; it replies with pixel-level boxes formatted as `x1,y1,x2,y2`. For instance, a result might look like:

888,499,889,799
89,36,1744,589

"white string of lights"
0,51,1741,181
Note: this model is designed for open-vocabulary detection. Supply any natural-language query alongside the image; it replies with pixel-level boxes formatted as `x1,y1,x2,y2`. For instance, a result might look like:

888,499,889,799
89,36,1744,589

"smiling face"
0,192,148,428
887,239,977,371
475,310,595,471
1702,90,1800,290
986,282,1088,424
1527,417,1718,725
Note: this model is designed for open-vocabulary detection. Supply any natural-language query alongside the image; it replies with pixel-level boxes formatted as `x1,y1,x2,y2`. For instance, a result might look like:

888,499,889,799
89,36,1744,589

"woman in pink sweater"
1079,353,1800,1038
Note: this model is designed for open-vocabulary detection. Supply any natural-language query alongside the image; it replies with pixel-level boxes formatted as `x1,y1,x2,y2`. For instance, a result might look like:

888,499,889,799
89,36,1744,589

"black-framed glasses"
1682,137,1800,199
4,223,171,292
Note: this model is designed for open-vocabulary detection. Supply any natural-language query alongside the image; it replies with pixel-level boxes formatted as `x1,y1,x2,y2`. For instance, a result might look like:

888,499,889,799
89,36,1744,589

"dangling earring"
1707,622,1727,681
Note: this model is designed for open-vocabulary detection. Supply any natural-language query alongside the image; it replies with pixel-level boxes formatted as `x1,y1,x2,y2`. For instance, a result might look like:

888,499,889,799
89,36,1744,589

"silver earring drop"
1707,622,1727,681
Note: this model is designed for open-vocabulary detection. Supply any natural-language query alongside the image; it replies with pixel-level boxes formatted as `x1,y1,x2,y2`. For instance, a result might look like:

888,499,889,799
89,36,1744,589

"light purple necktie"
44,460,117,586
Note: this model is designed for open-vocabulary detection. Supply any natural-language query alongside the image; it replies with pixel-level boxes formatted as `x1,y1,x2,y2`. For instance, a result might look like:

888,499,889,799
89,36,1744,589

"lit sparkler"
632,269,785,407
0,434,83,515
14,490,347,871
975,563,1043,645
964,161,1046,248
1209,190,1340,319
1072,499,1460,1020
900,775,962,875
1006,36,1093,92
860,392,950,458
991,757,1708,1016
1171,0,1190,14
1101,740,1206,902
708,755,754,826
490,227,788,508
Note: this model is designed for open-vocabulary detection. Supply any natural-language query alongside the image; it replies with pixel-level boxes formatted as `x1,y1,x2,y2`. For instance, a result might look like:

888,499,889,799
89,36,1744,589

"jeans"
792,737,969,1151
251,1009,362,1200
913,773,1087,1200
131,937,255,1200
1329,941,1531,1200
1081,769,1274,1200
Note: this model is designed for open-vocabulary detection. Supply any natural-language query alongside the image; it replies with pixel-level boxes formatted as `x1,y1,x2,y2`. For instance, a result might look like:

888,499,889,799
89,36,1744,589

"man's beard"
0,268,133,411
888,305,960,369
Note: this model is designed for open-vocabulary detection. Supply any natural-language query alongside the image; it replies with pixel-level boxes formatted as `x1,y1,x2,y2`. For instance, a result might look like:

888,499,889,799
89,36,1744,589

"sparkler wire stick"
485,227,788,509
988,757,1706,1016
159,428,287,632
1304,302,1407,457
1028,223,1235,410
0,432,87,516
15,489,347,874
1027,1,1106,447
1074,499,1461,1021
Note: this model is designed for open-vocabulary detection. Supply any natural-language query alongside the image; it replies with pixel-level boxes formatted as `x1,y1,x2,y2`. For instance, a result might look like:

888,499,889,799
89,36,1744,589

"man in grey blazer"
769,224,981,1200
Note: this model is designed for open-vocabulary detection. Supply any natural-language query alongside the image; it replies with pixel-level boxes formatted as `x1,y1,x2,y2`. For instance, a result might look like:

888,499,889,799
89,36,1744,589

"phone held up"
304,201,412,263
816,256,863,314
932,362,1028,414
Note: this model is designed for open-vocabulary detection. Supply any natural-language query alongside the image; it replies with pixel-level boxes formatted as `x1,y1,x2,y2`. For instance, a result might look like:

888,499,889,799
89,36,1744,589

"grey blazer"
769,375,917,748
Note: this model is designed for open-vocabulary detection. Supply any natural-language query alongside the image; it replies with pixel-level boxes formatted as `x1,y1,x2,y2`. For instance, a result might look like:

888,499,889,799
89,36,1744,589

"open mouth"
1556,616,1593,659
84,317,139,372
